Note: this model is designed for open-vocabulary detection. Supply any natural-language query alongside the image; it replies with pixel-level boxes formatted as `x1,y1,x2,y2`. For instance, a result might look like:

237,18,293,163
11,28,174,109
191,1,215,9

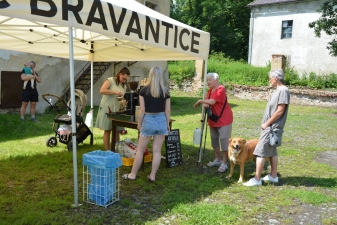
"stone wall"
169,79,337,108
232,84,337,108
169,77,202,92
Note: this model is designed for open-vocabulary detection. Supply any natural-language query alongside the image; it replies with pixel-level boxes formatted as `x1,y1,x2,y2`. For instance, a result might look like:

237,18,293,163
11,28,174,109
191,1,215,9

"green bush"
326,73,337,88
168,61,195,84
168,53,337,90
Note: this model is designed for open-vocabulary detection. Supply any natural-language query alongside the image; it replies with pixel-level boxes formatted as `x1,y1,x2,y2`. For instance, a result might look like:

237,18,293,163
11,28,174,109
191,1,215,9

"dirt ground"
256,151,337,225
316,151,337,170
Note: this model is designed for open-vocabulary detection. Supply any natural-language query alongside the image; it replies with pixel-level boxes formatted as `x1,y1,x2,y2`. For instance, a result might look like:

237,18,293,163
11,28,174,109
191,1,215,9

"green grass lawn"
0,90,336,224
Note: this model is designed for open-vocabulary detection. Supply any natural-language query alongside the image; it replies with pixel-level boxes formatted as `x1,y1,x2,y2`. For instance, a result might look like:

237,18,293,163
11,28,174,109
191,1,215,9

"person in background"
194,72,233,173
22,61,34,90
95,67,130,150
243,69,290,187
20,61,41,122
123,66,170,182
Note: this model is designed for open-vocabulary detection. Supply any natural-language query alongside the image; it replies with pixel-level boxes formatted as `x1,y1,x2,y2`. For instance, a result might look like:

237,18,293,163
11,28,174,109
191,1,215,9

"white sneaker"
243,177,262,187
218,163,228,173
262,174,279,183
207,160,221,167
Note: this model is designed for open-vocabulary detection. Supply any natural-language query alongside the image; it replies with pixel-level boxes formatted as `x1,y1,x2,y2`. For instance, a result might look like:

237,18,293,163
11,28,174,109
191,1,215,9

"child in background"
23,62,34,90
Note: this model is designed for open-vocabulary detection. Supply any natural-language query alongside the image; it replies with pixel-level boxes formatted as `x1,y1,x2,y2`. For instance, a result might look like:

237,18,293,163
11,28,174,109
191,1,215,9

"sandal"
147,175,155,183
122,174,136,180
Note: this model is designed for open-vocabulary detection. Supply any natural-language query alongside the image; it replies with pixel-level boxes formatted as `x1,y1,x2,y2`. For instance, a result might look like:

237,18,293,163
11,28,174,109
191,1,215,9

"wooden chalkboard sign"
165,129,182,168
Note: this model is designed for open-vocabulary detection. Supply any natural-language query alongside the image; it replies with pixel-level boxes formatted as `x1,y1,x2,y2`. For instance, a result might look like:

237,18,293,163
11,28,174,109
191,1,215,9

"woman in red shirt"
194,72,233,172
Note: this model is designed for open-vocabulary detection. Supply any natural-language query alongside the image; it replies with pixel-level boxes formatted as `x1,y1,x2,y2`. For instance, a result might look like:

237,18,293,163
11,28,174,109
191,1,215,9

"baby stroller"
42,89,93,151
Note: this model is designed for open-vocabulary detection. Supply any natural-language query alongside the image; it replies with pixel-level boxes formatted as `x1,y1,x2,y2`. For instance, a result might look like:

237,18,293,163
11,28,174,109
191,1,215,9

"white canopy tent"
0,0,210,60
0,0,210,206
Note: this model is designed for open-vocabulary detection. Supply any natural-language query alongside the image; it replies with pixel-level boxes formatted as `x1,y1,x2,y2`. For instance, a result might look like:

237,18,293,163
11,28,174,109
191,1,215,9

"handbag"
207,97,227,122
269,125,283,147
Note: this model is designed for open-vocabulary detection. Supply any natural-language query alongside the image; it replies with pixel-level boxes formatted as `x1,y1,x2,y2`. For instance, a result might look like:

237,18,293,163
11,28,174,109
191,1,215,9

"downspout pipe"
248,10,254,64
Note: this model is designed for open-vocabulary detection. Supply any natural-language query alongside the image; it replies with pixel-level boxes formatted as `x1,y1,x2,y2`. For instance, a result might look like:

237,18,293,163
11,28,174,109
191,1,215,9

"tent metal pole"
90,60,93,110
69,27,79,207
88,60,94,128
197,59,208,164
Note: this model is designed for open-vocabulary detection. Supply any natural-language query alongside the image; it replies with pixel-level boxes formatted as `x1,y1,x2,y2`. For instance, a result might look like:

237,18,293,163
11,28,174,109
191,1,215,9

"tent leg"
90,60,94,129
69,27,78,207
197,110,208,165
197,59,209,167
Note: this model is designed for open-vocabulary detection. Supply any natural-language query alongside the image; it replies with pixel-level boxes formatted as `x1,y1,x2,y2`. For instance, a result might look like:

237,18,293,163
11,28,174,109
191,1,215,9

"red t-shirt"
207,85,233,127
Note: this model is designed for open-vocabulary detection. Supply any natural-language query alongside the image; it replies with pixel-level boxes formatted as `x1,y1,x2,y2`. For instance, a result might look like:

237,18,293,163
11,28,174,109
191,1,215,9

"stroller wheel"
67,140,78,151
46,137,57,147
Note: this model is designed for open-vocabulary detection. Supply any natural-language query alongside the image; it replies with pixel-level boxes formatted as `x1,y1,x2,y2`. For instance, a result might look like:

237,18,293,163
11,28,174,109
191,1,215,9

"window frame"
281,20,293,39
145,1,159,11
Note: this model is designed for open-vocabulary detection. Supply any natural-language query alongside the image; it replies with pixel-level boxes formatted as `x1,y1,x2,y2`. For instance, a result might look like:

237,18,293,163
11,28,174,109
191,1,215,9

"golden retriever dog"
226,138,259,183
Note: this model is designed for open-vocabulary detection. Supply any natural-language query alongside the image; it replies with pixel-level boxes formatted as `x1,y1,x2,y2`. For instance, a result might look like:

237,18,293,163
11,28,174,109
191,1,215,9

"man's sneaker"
243,177,262,187
31,118,40,123
218,163,228,173
20,118,24,122
262,174,279,183
207,160,221,167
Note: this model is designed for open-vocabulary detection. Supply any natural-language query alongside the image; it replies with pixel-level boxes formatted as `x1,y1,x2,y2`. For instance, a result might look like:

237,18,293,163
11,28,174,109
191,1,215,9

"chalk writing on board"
165,129,182,168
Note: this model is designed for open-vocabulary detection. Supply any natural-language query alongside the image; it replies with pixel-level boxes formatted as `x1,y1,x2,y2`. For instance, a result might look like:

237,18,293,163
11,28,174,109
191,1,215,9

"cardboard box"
122,141,149,158
123,142,137,158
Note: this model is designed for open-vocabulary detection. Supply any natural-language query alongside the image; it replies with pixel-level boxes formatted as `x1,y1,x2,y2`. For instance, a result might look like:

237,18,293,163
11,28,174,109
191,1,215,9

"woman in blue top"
123,66,170,182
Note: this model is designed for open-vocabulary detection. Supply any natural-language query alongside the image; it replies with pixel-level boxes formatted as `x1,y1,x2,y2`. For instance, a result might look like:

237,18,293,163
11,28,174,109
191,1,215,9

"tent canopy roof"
0,0,210,61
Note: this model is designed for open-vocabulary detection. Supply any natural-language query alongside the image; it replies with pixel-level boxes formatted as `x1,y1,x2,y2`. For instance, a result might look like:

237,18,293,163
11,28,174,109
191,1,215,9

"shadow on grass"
279,176,337,188
237,162,337,188
113,142,242,223
0,141,240,224
0,113,56,142
0,106,98,144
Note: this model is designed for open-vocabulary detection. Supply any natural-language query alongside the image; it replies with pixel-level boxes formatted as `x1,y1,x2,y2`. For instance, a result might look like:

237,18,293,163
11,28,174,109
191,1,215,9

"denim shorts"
140,113,168,137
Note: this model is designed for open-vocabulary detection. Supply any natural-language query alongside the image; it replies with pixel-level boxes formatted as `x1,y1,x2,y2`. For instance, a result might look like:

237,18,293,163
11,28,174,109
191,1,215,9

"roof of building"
247,0,300,7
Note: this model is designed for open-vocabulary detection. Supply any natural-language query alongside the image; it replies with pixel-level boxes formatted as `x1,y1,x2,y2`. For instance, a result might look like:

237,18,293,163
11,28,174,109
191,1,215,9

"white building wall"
0,51,87,113
250,0,337,75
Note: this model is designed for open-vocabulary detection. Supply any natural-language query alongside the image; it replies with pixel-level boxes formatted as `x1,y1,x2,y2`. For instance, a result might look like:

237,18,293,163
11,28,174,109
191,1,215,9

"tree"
170,0,252,60
309,0,337,56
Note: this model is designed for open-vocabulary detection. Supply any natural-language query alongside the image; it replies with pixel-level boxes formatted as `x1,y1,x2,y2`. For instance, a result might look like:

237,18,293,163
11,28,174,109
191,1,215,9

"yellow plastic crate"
122,154,152,167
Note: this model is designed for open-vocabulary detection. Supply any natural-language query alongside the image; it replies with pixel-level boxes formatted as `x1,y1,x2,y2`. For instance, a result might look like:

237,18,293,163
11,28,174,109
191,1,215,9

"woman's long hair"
114,67,130,87
147,66,168,98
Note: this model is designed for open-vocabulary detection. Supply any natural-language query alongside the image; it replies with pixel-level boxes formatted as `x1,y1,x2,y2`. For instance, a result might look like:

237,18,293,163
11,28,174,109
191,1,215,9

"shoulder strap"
208,90,227,118
218,97,227,118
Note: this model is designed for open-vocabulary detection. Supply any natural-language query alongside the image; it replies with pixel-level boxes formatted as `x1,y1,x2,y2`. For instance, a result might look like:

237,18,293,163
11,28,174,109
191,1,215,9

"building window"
281,20,293,39
145,1,158,11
